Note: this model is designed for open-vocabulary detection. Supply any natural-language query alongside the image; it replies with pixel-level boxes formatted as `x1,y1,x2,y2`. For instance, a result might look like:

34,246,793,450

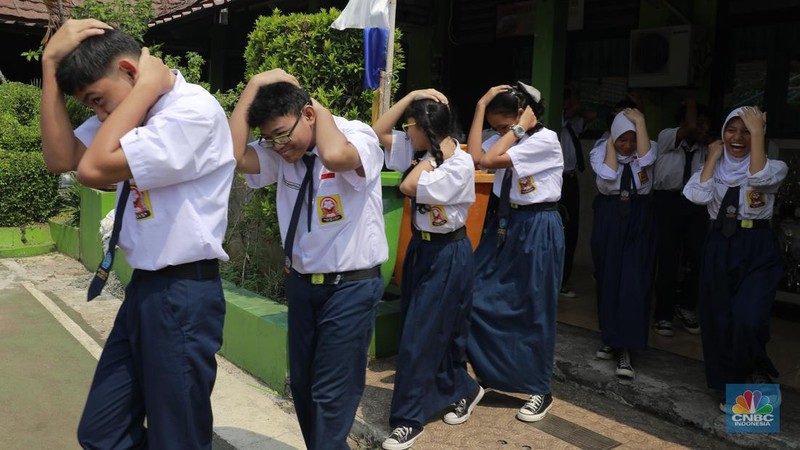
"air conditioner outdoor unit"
629,25,697,88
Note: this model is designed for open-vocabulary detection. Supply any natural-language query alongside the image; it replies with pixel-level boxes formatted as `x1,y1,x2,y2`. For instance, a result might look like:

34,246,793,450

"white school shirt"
384,131,475,233
653,127,706,191
589,139,657,195
481,128,564,204
682,159,788,220
74,71,235,270
245,116,388,274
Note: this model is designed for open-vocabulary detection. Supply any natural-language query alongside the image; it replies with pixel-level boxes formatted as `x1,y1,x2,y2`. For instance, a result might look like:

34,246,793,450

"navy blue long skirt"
467,208,565,395
590,194,656,350
699,227,782,390
390,234,478,429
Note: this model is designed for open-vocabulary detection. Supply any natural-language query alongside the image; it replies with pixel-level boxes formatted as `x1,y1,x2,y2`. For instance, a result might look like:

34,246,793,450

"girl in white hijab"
683,106,787,412
588,108,657,380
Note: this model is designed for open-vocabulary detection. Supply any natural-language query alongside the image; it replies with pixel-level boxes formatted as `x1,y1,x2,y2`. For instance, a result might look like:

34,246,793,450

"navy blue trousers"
286,272,383,450
390,235,478,429
653,190,708,321
77,270,225,450
700,228,782,390
467,209,564,394
591,194,656,350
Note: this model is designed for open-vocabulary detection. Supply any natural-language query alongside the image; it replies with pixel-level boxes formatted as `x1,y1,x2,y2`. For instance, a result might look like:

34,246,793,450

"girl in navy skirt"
683,106,786,410
373,89,480,449
462,82,565,423
589,108,657,379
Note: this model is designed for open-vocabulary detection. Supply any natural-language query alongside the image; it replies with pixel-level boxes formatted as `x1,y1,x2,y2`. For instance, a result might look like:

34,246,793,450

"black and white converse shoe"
443,385,485,425
674,305,700,334
382,426,424,450
596,344,615,360
516,393,553,422
615,349,634,379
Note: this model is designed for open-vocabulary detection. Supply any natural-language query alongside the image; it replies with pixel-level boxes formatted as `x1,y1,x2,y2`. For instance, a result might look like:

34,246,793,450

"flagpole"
379,0,396,116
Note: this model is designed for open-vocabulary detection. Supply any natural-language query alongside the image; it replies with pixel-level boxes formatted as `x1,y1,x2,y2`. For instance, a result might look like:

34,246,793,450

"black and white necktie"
716,186,741,238
87,180,130,301
284,153,317,270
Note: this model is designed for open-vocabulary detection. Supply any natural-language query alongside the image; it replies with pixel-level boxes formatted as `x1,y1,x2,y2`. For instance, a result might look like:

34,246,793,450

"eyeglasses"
492,124,513,133
258,103,310,148
401,122,416,132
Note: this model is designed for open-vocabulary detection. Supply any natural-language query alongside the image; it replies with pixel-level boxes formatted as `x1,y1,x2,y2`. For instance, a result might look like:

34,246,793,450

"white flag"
331,0,389,30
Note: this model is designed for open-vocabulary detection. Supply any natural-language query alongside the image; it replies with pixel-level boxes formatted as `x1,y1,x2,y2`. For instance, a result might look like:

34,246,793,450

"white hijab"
610,113,637,164
715,107,750,187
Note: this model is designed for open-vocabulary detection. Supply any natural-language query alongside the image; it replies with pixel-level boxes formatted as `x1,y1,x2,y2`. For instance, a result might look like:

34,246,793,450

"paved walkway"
2,253,797,449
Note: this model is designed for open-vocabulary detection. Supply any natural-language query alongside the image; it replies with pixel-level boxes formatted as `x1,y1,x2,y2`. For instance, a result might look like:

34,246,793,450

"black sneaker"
654,320,674,337
674,306,701,334
382,426,424,450
749,371,782,406
443,385,485,425
615,349,634,379
596,344,615,360
516,393,553,422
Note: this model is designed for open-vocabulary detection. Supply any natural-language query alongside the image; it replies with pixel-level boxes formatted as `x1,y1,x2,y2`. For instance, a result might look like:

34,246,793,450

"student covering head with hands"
41,19,235,449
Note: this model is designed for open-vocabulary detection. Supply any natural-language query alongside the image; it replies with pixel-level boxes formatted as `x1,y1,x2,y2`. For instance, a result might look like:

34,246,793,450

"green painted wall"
0,225,55,258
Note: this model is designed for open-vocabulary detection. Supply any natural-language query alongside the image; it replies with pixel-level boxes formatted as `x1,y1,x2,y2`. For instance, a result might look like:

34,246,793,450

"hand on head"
249,69,300,88
479,85,511,106
43,19,112,65
135,47,173,96
622,107,644,125
737,106,767,135
410,88,448,104
518,105,538,130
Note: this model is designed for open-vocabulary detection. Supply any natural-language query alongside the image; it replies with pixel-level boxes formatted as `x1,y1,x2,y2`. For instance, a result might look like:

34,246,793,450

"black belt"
293,265,381,285
412,226,467,242
510,202,558,211
563,170,578,179
150,259,219,280
711,219,771,231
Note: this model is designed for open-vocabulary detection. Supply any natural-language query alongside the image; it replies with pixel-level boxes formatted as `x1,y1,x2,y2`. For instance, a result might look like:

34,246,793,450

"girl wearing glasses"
372,89,479,450
461,82,565,424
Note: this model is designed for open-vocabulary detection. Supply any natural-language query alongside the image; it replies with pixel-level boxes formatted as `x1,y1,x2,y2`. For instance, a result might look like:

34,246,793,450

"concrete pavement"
3,253,797,449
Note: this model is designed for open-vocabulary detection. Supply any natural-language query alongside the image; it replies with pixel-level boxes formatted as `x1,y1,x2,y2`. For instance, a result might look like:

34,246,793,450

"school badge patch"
518,176,536,194
429,205,448,227
747,190,766,208
130,182,154,220
317,195,344,223
638,169,649,185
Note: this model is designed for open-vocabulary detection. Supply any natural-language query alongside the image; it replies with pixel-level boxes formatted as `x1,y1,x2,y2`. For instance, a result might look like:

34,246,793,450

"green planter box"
78,186,133,285
48,220,80,260
381,171,404,288
0,224,55,258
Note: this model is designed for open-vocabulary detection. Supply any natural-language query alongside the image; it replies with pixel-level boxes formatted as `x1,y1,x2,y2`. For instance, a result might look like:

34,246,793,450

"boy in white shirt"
41,19,234,449
230,72,388,450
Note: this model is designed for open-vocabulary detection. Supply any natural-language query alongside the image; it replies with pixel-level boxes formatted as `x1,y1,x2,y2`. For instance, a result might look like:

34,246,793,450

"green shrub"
0,113,41,153
0,81,41,126
244,7,404,122
71,0,154,42
0,151,60,226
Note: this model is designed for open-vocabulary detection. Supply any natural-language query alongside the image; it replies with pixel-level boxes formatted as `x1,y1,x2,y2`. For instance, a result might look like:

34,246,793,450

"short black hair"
247,82,312,128
674,103,711,125
486,82,546,120
55,28,141,95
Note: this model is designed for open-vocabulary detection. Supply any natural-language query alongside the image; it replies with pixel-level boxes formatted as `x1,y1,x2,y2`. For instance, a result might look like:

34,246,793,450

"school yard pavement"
1,253,797,449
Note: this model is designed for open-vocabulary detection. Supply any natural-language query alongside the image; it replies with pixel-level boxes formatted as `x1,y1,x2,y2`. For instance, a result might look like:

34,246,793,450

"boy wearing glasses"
230,71,388,450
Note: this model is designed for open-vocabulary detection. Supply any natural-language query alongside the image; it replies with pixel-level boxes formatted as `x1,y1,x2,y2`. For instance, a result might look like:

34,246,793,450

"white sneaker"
443,385,484,425
516,393,553,422
674,306,701,334
382,426,423,450
559,287,577,298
